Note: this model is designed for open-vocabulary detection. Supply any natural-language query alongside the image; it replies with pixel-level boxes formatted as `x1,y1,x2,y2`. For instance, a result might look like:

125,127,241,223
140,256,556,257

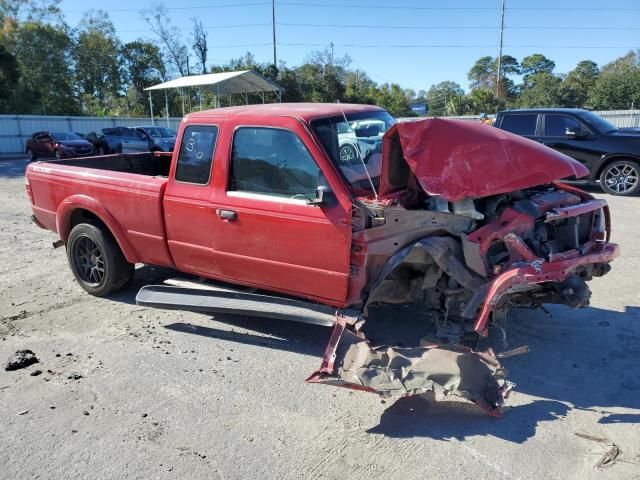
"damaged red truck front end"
308,119,619,416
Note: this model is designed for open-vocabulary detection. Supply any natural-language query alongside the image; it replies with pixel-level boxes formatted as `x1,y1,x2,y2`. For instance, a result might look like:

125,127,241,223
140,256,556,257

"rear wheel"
54,149,61,160
599,159,640,196
66,223,134,297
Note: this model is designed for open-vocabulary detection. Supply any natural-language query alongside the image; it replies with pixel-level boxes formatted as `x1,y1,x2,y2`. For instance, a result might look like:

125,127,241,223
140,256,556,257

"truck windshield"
311,110,396,191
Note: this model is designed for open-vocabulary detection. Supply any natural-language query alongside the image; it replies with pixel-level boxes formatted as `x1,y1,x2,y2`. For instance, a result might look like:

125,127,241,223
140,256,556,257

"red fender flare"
56,195,139,264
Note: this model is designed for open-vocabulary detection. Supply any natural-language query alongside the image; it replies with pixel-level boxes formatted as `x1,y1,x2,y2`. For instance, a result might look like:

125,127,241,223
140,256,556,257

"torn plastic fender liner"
307,315,512,417
364,236,485,313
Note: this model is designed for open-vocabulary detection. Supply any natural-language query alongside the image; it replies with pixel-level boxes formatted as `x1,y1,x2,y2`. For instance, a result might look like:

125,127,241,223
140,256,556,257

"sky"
58,0,640,92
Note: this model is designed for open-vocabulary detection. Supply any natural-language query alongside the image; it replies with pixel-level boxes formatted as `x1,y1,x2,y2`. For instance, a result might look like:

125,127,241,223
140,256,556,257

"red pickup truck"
26,103,619,415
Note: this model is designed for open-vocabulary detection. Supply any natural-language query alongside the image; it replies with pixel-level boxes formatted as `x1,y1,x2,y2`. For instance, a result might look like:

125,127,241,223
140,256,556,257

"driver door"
541,114,600,168
207,116,353,306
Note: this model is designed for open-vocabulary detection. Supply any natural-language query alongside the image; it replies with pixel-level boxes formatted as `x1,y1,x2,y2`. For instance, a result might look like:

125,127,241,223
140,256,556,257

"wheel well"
596,156,640,179
69,209,114,242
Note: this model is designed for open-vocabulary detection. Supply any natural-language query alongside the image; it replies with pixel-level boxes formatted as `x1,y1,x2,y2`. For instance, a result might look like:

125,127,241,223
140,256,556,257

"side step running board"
136,285,337,327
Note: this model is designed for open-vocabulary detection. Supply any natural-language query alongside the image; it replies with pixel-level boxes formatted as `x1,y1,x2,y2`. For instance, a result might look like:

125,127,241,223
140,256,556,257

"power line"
66,1,270,13
276,22,640,31
278,1,640,11
278,42,637,49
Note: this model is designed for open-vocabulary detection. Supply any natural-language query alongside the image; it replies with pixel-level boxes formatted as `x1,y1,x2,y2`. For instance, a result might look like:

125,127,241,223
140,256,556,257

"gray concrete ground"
0,158,639,480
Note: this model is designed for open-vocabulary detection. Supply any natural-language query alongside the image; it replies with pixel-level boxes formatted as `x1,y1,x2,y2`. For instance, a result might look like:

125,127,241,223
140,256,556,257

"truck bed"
27,152,175,268
47,152,173,177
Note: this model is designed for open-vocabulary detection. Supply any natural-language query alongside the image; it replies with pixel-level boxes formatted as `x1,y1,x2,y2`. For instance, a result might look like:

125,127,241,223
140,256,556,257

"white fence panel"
2,110,639,157
0,115,182,157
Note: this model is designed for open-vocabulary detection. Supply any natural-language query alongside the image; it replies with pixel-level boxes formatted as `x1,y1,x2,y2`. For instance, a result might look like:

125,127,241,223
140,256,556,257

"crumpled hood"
379,118,589,202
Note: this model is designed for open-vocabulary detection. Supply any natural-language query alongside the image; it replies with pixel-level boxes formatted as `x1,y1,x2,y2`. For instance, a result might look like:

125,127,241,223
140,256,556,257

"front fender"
56,195,140,264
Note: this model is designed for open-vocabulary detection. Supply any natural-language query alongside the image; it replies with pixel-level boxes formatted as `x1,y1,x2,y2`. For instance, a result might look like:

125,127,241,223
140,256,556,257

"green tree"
468,88,503,114
0,44,19,112
468,54,519,96
521,54,555,85
371,83,413,116
121,40,165,115
561,60,599,107
74,11,122,114
518,72,563,107
588,50,640,110
426,81,465,116
11,21,78,114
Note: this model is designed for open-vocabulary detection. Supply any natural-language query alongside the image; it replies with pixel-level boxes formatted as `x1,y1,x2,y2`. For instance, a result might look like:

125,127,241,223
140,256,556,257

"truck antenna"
336,101,378,201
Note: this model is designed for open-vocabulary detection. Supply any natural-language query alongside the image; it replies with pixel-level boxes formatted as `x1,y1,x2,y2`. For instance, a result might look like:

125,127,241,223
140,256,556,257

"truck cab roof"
185,102,385,122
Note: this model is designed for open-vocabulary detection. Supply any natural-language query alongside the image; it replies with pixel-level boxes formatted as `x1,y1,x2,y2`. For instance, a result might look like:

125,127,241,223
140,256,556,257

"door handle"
216,209,237,221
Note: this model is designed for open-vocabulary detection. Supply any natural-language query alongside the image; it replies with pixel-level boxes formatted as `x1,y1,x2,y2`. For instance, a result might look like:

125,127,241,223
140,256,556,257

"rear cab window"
229,127,320,201
500,114,538,136
175,125,218,184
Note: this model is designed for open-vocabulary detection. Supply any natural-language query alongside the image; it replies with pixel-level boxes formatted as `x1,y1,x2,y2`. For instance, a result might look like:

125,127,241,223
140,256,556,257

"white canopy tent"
144,70,283,126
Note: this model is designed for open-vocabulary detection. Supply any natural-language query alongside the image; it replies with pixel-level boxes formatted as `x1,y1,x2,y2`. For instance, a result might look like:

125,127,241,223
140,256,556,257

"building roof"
144,70,282,95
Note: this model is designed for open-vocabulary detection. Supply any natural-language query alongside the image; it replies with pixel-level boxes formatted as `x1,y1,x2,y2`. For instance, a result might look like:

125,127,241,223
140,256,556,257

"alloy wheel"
72,236,105,286
604,163,639,194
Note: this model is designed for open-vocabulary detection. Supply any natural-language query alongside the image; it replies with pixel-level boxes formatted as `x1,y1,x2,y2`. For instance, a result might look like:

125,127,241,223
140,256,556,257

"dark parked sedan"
85,127,151,155
494,108,640,196
25,131,94,161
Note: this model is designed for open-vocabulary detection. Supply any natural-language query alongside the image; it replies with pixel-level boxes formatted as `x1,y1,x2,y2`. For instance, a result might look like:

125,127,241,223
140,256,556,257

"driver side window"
229,127,319,199
544,115,584,137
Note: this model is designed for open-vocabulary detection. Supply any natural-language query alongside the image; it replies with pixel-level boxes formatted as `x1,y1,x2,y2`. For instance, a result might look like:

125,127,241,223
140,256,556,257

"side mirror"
565,127,588,139
306,186,332,206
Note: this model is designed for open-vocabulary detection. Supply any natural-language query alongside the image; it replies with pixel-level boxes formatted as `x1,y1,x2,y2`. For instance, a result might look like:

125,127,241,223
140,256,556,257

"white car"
337,119,386,164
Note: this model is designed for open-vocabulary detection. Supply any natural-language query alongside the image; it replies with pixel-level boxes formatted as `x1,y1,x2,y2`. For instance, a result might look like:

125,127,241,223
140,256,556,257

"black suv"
494,108,640,196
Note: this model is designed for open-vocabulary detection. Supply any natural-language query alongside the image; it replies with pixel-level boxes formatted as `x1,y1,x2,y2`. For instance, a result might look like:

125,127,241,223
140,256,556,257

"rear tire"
66,223,134,297
599,159,640,196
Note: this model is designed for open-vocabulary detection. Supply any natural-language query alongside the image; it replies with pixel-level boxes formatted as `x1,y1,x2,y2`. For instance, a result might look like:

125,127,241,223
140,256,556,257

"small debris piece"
83,411,89,416
17,410,29,415
574,431,622,469
5,350,39,371
596,445,620,469
30,370,43,377
141,413,148,418
67,374,83,380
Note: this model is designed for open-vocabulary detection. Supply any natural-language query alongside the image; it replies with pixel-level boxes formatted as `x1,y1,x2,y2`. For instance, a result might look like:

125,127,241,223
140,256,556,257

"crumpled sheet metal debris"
308,319,513,417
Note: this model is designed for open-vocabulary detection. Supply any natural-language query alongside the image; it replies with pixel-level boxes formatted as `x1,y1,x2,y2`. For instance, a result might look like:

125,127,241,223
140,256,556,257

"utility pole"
272,0,277,67
495,0,506,97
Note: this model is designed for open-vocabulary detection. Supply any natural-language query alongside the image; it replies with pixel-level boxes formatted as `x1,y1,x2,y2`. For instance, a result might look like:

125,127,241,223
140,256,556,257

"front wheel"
66,223,134,297
27,148,37,161
599,159,640,196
